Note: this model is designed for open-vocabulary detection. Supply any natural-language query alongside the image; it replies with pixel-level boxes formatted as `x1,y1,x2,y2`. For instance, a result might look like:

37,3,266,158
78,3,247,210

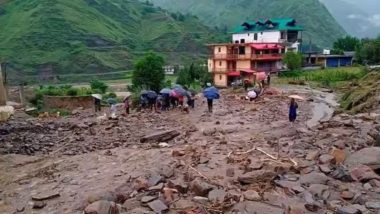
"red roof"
227,71,241,77
250,43,283,50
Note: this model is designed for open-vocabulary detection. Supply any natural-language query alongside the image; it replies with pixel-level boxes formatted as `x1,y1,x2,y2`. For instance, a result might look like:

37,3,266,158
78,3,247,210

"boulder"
345,147,380,170
208,189,226,203
147,200,168,213
141,196,157,203
300,172,329,185
84,200,119,214
340,191,355,200
336,206,361,214
350,165,380,182
231,201,284,214
86,191,116,204
168,179,188,193
32,201,46,209
140,129,180,143
319,154,334,164
306,151,320,161
190,178,214,196
243,190,261,201
238,170,277,184
365,201,380,209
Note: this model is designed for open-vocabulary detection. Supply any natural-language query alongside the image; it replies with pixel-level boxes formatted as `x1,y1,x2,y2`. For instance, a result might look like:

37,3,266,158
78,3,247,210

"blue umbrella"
107,98,117,105
173,87,187,96
160,88,172,94
203,87,220,100
146,90,158,99
172,84,183,89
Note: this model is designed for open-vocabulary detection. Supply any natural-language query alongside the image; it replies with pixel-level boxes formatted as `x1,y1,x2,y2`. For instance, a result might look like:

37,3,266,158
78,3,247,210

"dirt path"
1,86,379,214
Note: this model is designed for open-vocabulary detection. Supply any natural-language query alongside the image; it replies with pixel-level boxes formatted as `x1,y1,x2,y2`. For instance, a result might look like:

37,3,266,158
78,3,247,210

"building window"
219,61,222,66
239,46,245,55
219,75,222,80
261,32,263,35
235,40,239,44
254,33,258,40
240,39,245,43
218,47,221,52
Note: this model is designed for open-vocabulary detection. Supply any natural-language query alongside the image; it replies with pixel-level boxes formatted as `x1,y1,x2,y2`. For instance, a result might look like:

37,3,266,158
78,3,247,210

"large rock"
190,178,214,196
300,172,329,185
238,170,277,184
86,191,117,204
365,201,380,209
243,190,261,201
147,200,168,213
350,165,380,182
345,147,380,170
208,189,226,203
140,129,180,143
336,206,361,214
84,200,119,214
230,201,284,214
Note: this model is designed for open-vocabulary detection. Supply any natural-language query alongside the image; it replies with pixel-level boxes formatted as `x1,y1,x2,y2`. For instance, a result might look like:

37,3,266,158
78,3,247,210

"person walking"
289,98,298,124
203,83,220,113
123,95,130,115
92,94,102,112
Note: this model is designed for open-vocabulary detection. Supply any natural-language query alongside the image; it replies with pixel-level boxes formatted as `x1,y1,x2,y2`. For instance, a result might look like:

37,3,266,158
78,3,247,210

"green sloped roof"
232,18,303,34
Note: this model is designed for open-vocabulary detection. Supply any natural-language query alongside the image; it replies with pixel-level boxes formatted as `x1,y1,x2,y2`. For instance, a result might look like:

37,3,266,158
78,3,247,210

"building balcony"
211,67,280,74
211,53,283,61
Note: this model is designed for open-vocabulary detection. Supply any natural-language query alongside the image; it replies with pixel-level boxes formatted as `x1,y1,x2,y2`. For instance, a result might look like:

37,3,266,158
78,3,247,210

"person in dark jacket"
289,98,298,124
94,98,101,112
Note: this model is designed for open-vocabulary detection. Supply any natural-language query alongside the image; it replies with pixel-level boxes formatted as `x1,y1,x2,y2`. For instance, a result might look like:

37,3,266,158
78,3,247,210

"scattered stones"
365,201,380,209
123,198,140,211
369,179,380,187
341,191,355,200
140,129,180,143
331,166,353,182
32,201,46,209
226,168,235,177
274,180,299,189
168,179,188,193
243,190,261,201
87,191,116,204
147,200,168,213
238,170,277,184
249,161,263,170
84,200,119,214
208,189,226,203
336,206,361,214
299,172,329,185
141,196,157,203
190,178,214,196
319,154,334,164
133,178,149,191
231,201,284,214
308,184,329,198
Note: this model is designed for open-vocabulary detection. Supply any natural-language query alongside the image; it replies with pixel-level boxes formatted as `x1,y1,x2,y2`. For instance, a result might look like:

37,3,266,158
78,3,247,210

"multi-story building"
208,18,303,87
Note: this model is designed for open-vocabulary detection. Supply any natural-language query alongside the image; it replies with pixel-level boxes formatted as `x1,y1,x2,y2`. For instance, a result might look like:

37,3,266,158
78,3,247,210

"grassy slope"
0,0,223,80
149,0,347,48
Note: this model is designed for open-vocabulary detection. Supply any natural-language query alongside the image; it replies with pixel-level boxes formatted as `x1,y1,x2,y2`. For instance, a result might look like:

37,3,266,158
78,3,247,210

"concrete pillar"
0,68,6,106
19,84,26,105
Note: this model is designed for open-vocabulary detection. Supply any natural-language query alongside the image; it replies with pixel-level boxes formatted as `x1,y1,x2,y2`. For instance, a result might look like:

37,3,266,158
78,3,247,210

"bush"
90,80,108,94
283,52,303,71
66,88,78,96
132,52,165,91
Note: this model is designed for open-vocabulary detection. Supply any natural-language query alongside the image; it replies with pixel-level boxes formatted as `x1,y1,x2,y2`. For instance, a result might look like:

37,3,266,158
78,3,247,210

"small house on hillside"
305,52,354,68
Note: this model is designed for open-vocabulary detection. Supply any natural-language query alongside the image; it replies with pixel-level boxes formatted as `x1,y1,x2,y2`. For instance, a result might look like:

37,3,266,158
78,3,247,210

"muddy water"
307,91,339,128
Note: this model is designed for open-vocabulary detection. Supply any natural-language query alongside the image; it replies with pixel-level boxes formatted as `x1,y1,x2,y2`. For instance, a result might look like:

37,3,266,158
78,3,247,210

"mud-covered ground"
1,86,380,214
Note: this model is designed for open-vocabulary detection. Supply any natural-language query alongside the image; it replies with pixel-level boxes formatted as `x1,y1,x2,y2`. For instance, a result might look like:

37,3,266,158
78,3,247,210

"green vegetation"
176,63,212,90
283,52,303,71
132,52,165,91
279,67,367,87
356,36,380,65
332,36,360,54
148,0,346,48
0,0,225,82
340,70,380,113
90,79,108,94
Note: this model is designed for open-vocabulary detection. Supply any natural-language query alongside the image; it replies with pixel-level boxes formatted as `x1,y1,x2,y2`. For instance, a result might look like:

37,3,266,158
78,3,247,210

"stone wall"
43,95,93,110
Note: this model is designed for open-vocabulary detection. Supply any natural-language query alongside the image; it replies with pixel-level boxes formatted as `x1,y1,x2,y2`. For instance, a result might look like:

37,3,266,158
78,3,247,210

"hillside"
147,0,347,48
320,0,380,38
0,0,223,81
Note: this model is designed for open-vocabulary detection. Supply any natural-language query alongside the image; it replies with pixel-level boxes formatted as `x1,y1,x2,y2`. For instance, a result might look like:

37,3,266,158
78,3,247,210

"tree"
356,36,380,65
90,79,108,94
132,52,165,91
283,52,303,71
176,68,192,87
332,36,360,54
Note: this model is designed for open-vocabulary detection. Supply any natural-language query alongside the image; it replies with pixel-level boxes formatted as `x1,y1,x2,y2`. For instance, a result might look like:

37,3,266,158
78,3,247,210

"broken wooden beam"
140,129,180,143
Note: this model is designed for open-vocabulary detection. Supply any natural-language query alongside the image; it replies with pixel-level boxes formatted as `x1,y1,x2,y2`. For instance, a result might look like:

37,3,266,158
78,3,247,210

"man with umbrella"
160,88,172,111
203,83,220,113
92,94,102,112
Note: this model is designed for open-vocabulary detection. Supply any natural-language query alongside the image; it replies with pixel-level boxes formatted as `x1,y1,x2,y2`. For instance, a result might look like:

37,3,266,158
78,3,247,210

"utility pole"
0,64,6,106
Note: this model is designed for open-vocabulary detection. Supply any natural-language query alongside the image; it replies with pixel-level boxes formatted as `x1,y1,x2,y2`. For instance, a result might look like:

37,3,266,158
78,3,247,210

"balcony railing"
212,68,279,73
211,53,283,60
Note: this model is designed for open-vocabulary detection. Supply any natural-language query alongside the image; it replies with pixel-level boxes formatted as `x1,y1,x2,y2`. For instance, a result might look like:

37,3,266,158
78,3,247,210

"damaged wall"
43,95,94,110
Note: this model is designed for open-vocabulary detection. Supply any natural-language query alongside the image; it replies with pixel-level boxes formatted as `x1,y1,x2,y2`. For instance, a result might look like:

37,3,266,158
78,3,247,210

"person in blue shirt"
289,98,298,124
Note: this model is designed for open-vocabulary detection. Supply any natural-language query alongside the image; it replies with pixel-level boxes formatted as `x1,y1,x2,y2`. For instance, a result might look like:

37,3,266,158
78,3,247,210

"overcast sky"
342,0,380,14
